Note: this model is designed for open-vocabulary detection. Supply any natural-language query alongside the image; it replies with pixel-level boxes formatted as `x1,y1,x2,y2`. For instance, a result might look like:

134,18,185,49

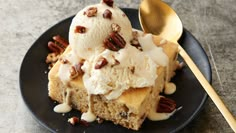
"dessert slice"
48,33,179,130
48,0,179,130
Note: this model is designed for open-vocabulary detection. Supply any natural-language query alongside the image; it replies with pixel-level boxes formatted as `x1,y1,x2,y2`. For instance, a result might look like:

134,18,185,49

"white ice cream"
59,2,168,100
69,3,132,60
82,45,158,100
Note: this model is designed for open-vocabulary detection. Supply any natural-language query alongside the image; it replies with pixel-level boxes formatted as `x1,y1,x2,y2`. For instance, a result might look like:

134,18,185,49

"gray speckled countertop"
0,0,235,132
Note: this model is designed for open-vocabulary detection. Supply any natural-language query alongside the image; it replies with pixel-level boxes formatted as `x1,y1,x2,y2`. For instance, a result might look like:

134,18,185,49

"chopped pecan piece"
111,23,121,32
68,117,79,125
103,9,112,19
111,59,120,67
46,53,60,70
75,26,86,33
132,31,139,39
104,32,126,51
59,58,69,64
130,39,139,45
75,61,84,75
130,31,143,51
70,66,79,79
84,7,97,17
69,61,85,79
95,57,108,69
130,39,143,51
102,0,114,7
157,97,177,113
46,53,59,64
129,66,135,74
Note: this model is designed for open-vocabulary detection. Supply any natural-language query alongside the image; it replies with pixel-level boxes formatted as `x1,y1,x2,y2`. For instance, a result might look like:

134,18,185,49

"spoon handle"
178,45,236,131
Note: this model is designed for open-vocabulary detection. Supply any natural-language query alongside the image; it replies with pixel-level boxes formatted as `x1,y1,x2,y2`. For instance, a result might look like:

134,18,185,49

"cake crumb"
96,117,104,124
177,62,185,70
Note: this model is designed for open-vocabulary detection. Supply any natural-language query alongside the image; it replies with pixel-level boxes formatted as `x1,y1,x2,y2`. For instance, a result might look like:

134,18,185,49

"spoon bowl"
139,0,182,42
139,0,236,131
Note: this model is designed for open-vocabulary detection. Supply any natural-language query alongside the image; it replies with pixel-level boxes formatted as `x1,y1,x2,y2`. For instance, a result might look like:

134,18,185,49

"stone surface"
0,0,235,132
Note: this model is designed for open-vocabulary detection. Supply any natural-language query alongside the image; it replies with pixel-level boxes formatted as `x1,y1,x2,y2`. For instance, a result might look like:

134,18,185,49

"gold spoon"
139,0,236,131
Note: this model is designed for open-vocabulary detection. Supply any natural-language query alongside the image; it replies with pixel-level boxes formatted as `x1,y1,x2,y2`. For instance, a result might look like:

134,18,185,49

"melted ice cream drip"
164,82,176,95
138,33,169,67
137,31,176,95
81,94,96,122
54,89,72,113
148,109,176,121
164,65,176,95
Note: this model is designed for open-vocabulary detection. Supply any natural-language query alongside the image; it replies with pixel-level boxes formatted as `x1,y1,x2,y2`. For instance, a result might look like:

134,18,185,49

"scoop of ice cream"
82,45,158,100
69,2,132,59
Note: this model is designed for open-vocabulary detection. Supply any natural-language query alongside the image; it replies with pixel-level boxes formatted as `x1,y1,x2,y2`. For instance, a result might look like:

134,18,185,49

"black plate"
20,8,211,133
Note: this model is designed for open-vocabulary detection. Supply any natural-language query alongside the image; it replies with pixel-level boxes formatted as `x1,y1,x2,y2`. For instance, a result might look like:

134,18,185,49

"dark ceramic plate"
20,8,211,133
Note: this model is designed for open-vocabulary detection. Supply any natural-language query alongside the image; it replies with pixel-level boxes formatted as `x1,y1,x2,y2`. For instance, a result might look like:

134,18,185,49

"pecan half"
80,119,89,126
157,97,176,113
68,117,79,125
103,9,112,19
46,35,69,69
104,32,126,51
84,7,97,17
104,39,118,51
102,0,114,7
48,41,64,53
47,35,68,53
75,25,86,33
95,57,108,69
53,35,69,48
111,23,121,32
